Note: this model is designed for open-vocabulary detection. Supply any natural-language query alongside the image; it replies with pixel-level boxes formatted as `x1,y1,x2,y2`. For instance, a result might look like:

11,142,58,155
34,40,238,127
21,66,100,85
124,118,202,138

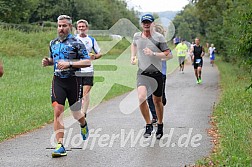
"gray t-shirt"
133,31,169,73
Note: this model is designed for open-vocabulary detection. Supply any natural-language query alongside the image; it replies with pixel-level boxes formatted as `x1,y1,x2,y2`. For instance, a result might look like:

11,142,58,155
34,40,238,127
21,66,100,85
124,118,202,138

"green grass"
93,65,117,71
0,28,55,57
102,37,131,59
197,58,252,166
92,35,112,41
103,83,134,101
0,55,53,141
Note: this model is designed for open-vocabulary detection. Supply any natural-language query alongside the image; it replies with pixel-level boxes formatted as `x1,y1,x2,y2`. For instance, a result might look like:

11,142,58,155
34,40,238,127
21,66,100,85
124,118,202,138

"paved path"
0,57,219,167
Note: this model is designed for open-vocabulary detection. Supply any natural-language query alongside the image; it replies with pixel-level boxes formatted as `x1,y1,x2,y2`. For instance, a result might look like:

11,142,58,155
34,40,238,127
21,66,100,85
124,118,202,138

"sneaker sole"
52,152,67,158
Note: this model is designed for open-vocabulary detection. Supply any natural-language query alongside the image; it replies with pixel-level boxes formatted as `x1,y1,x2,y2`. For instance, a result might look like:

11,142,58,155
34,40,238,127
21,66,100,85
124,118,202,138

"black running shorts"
51,76,83,111
137,71,163,97
194,58,203,69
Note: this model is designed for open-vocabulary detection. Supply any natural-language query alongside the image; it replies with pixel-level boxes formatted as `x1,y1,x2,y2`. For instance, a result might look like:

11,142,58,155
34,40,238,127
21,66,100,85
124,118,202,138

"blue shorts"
210,54,215,60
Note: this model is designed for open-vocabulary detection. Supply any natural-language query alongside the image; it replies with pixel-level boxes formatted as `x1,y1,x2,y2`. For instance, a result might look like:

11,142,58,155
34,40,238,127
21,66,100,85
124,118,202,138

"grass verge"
197,58,252,166
0,55,53,141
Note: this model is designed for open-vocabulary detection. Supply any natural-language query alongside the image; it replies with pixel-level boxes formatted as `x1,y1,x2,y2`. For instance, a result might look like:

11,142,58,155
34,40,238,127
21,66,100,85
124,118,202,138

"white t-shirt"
208,47,216,55
76,34,101,73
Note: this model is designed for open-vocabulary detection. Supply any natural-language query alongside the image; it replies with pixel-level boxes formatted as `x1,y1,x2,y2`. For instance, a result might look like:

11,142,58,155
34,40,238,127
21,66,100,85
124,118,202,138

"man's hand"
42,58,52,67
131,56,137,65
57,61,70,70
89,53,95,60
143,47,154,56
201,52,205,57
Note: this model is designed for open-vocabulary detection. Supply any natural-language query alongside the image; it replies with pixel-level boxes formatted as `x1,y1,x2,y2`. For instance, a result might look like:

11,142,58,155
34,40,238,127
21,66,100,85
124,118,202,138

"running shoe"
196,80,200,84
52,143,67,158
143,124,153,138
156,123,164,139
198,78,202,84
81,122,89,140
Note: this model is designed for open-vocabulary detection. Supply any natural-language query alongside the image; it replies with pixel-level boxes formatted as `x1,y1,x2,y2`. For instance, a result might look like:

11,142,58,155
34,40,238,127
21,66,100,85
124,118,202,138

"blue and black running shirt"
49,34,89,78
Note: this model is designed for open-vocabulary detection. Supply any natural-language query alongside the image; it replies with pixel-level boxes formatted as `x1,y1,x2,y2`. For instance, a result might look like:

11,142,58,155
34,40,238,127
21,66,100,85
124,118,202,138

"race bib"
195,59,201,64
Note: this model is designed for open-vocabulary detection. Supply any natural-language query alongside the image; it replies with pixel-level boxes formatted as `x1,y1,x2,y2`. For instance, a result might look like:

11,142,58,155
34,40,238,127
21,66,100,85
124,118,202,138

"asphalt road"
0,57,219,167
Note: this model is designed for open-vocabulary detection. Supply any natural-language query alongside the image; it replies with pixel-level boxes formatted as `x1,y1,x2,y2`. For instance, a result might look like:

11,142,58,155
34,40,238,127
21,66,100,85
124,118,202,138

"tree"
0,0,36,23
173,3,202,41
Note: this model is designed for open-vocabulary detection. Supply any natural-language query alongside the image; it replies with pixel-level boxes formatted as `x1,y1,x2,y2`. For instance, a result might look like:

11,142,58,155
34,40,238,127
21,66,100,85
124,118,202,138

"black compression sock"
80,122,87,128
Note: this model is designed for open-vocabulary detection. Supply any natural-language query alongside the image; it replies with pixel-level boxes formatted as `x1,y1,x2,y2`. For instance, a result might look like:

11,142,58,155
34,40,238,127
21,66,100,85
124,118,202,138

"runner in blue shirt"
42,15,91,158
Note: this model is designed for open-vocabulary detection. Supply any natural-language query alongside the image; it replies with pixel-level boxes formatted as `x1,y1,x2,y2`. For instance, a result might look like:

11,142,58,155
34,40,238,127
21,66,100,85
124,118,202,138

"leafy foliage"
0,0,139,29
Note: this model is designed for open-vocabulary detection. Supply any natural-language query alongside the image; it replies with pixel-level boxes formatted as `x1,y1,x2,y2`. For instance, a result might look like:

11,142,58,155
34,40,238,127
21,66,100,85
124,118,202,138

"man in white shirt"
76,19,102,117
208,43,216,67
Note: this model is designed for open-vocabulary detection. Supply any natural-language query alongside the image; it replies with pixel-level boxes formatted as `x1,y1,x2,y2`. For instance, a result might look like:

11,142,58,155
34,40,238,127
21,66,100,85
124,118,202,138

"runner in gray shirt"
131,14,172,139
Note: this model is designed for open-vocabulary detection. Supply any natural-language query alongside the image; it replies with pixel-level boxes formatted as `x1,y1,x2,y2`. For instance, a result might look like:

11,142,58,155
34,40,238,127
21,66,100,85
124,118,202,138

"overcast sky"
126,0,190,12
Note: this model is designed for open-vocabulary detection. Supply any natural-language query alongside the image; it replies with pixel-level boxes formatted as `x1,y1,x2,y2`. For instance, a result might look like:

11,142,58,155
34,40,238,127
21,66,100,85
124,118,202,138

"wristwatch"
69,61,73,68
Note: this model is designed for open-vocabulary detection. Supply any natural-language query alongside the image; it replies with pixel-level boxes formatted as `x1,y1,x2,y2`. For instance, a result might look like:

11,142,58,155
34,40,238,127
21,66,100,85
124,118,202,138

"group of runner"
39,13,216,158
175,37,216,84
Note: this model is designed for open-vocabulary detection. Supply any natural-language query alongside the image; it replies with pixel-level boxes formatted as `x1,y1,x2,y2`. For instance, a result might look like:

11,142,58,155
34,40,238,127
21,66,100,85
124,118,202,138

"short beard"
58,34,68,41
58,29,70,41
